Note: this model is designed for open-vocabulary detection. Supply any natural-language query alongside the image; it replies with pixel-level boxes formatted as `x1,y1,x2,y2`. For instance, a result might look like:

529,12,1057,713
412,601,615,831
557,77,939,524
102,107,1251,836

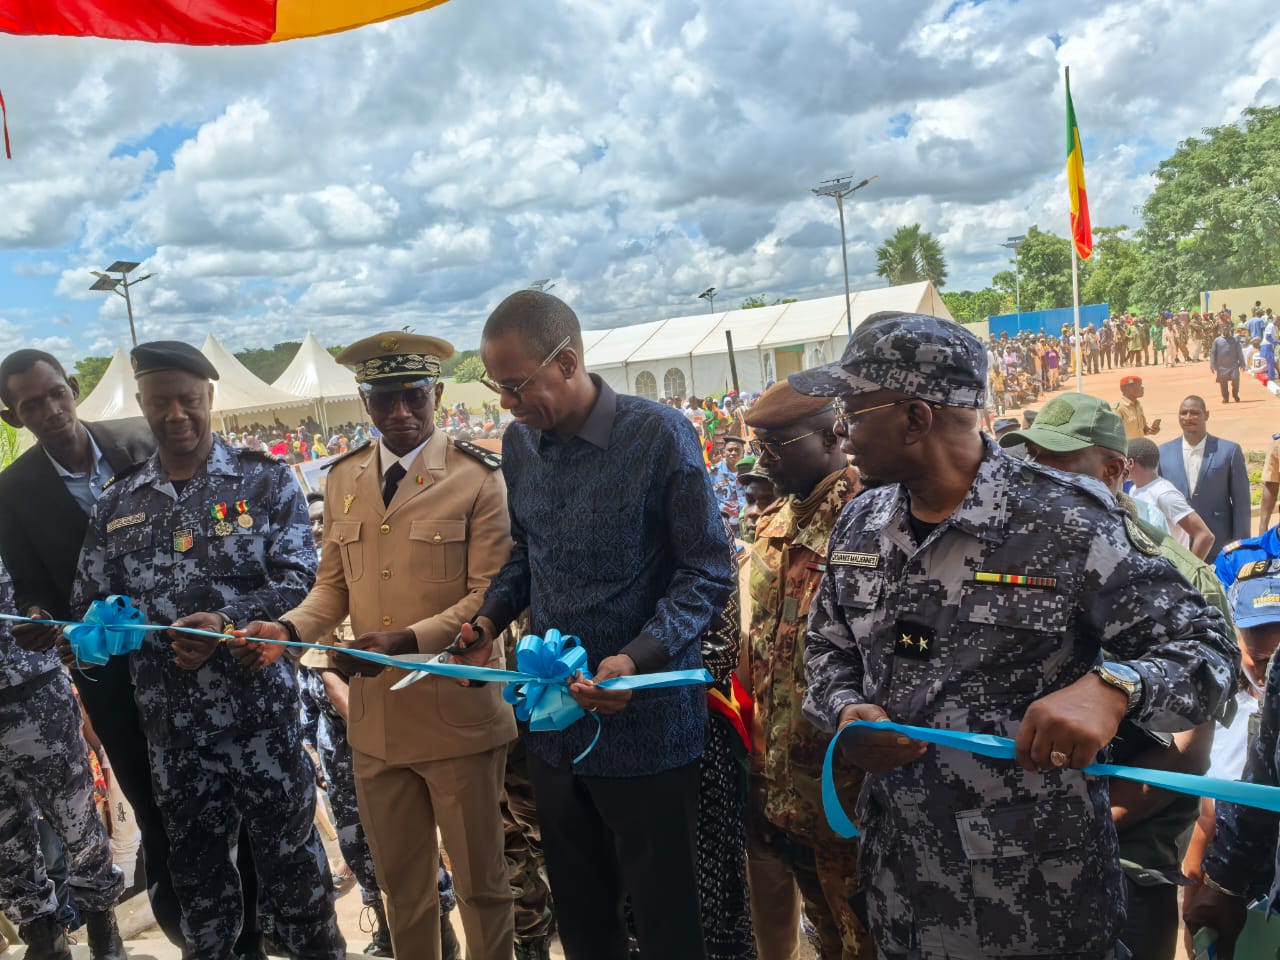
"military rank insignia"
893,620,936,661
1239,558,1280,581
172,528,195,553
1123,515,1161,557
973,571,1057,589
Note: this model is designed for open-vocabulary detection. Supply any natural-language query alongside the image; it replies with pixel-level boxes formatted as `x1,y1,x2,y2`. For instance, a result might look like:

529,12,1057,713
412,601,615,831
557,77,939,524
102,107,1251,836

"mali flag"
1065,70,1093,261
0,0,451,44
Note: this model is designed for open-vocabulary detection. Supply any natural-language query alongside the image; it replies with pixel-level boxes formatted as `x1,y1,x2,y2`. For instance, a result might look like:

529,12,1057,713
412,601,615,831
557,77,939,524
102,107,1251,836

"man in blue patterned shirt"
458,290,734,960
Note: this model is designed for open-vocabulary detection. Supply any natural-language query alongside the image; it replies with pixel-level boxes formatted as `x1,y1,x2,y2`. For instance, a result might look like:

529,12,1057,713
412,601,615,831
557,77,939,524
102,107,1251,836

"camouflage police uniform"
745,467,871,960
0,562,124,929
72,435,344,960
789,312,1236,960
802,439,1236,958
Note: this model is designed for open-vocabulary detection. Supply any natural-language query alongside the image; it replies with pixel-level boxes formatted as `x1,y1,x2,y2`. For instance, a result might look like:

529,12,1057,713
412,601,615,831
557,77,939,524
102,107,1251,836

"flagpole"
1072,241,1083,392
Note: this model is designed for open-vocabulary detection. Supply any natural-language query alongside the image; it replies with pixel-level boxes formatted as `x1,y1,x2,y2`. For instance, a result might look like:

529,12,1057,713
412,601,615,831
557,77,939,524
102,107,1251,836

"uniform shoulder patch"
103,459,146,490
321,441,373,472
1221,540,1243,554
1238,558,1280,581
453,439,502,470
1123,514,1162,557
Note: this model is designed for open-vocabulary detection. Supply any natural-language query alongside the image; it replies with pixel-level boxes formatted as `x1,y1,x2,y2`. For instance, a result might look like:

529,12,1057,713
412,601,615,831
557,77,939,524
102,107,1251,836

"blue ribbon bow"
503,629,592,732
63,596,148,665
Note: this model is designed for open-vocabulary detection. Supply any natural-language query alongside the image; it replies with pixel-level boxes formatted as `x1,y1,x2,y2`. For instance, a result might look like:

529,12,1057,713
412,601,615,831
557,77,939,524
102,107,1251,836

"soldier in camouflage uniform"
790,312,1236,959
70,341,343,960
740,381,871,960
1,560,126,960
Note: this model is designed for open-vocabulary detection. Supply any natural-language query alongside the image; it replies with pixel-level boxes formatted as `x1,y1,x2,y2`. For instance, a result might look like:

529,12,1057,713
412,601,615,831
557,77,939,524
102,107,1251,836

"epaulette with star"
1238,558,1280,581
321,442,373,472
103,459,146,490
1221,540,1243,554
453,439,502,470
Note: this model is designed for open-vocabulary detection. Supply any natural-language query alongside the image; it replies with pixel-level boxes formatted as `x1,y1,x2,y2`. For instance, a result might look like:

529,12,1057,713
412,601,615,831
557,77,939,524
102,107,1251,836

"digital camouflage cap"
787,311,987,408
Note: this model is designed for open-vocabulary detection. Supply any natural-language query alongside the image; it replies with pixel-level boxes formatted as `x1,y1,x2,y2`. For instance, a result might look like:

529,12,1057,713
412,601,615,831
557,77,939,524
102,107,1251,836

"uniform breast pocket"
410,520,467,583
105,523,153,561
329,521,364,582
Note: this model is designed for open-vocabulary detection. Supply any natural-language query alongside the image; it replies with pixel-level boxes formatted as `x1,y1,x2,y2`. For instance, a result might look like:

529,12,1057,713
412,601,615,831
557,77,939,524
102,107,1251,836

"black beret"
131,340,220,381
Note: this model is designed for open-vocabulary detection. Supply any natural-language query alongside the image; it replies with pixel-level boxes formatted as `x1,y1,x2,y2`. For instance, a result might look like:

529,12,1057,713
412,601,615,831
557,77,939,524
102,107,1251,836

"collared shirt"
378,431,435,480
803,438,1235,956
44,430,113,516
1183,435,1207,497
478,374,733,777
71,436,316,746
1215,524,1280,589
1116,396,1148,440
708,459,741,535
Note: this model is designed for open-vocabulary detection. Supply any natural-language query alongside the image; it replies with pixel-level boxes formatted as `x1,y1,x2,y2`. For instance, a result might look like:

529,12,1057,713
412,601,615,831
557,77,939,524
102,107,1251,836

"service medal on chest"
237,513,254,529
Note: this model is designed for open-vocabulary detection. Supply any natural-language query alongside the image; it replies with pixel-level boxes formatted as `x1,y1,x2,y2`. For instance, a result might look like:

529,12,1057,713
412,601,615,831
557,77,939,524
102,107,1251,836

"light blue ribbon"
1,605,712,765
822,719,1280,839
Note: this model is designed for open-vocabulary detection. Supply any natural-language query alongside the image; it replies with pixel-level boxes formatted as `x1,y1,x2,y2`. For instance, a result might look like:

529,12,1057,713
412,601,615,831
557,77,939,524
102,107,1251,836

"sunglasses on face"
364,387,433,414
480,335,572,403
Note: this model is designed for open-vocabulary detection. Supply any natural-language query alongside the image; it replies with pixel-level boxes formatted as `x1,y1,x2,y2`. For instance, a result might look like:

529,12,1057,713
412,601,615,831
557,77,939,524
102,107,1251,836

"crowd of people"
0,291,1277,960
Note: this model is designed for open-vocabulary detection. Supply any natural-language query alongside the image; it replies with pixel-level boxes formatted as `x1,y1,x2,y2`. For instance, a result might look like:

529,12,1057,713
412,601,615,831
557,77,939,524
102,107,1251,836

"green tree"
0,422,21,470
441,349,479,378
992,225,1083,311
1080,226,1140,313
452,356,487,383
73,356,112,397
941,289,1009,324
875,224,948,288
235,342,302,383
1134,106,1280,310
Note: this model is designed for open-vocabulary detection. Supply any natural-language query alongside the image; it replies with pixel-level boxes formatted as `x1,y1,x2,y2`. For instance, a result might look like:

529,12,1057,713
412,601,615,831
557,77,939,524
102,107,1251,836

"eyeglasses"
363,387,432,414
832,397,936,425
749,430,822,460
480,336,572,402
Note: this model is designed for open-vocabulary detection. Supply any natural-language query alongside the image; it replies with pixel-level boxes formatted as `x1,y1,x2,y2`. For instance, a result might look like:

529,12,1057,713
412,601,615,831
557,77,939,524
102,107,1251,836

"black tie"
382,463,406,507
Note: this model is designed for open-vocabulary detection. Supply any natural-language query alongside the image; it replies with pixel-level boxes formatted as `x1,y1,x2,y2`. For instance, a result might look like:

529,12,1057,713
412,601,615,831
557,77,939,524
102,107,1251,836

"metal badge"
238,514,255,529
214,521,233,536
172,528,195,553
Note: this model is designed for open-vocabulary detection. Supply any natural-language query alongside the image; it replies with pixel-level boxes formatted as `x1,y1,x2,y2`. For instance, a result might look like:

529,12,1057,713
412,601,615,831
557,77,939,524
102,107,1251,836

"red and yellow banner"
0,0,452,45
1065,70,1093,261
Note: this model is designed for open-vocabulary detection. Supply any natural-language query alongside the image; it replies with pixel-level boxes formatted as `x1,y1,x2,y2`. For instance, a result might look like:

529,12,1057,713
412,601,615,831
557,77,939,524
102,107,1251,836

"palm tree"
875,224,948,288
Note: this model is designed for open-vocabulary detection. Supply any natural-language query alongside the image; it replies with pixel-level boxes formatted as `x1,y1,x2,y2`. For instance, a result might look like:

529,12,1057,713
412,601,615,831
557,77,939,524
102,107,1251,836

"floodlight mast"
88,260,152,346
812,174,878,337
999,235,1026,327
697,287,716,313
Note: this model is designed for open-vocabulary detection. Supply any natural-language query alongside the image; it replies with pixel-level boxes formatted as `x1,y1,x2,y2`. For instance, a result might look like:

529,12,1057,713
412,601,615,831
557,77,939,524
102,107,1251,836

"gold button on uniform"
433,533,443,542
380,524,391,534
382,615,393,625
381,569,392,580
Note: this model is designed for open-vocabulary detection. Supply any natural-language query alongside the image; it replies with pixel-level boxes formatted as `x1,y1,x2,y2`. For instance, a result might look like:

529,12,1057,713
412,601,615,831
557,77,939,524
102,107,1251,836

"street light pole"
812,174,878,337
999,236,1025,332
697,286,717,313
89,260,152,347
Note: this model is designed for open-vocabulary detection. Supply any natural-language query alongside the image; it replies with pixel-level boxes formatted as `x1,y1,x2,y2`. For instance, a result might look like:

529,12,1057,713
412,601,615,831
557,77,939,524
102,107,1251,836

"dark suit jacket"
1157,433,1251,562
0,418,154,618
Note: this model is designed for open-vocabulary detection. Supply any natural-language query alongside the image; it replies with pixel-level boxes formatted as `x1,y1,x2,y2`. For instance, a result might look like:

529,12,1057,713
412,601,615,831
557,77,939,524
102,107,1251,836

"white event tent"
199,334,311,429
75,348,139,421
586,281,951,398
270,331,364,430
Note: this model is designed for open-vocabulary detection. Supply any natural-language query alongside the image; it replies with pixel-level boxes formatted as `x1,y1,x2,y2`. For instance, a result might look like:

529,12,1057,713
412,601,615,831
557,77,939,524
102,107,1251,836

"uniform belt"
0,667,61,706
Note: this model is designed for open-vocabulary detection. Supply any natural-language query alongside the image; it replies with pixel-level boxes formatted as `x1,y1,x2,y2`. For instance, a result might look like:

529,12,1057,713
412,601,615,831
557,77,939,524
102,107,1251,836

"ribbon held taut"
822,719,1280,838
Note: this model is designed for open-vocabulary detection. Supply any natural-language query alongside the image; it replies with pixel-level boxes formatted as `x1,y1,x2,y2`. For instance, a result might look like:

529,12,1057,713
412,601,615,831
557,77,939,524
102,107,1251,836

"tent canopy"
271,331,360,401
200,335,310,417
75,348,141,421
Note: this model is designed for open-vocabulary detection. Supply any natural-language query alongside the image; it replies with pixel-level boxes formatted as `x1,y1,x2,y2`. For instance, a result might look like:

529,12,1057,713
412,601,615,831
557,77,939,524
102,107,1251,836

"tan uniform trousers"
354,745,514,960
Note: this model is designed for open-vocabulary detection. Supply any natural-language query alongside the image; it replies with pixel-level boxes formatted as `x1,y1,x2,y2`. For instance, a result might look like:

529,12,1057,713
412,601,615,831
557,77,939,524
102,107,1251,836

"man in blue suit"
1158,394,1251,562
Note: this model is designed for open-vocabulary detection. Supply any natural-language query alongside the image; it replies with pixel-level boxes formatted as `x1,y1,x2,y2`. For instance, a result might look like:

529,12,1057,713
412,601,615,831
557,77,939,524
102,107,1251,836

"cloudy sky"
0,0,1276,361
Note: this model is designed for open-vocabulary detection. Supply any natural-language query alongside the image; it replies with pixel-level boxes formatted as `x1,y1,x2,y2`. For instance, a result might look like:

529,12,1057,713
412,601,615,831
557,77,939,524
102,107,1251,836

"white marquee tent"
199,334,312,427
270,331,364,429
75,348,139,421
586,281,952,398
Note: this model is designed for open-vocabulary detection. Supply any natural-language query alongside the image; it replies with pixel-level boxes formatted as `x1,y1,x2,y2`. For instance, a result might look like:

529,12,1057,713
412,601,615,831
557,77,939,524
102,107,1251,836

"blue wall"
987,303,1110,338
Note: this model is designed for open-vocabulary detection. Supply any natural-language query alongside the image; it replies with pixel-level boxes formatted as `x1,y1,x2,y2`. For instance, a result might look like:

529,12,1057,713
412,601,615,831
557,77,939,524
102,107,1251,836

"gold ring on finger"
1050,750,1070,768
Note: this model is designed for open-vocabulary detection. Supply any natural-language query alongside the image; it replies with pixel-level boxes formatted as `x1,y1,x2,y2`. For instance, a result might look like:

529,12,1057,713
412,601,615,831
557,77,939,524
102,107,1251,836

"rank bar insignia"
974,571,1058,589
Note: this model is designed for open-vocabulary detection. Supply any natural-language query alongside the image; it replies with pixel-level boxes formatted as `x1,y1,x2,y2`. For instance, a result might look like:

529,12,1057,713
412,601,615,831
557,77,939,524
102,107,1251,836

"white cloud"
0,0,1274,360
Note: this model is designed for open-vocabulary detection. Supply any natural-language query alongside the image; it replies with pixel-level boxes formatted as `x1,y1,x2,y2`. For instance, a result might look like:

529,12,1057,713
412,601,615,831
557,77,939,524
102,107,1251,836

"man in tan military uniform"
740,382,871,960
1116,375,1161,440
237,333,516,960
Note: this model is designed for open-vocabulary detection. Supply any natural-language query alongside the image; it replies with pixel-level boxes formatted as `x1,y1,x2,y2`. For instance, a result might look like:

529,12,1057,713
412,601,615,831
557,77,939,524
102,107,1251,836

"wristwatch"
1091,662,1143,716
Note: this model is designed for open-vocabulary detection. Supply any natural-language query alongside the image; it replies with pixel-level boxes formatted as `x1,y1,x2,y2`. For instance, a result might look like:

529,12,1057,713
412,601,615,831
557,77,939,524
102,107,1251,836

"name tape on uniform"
830,551,881,569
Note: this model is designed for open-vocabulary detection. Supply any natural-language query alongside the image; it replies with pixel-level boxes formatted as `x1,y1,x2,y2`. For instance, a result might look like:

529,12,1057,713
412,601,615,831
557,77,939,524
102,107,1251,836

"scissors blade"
389,652,449,691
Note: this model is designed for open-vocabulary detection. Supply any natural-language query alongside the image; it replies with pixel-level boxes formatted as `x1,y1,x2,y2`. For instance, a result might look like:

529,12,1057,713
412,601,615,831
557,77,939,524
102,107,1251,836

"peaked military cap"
336,332,455,392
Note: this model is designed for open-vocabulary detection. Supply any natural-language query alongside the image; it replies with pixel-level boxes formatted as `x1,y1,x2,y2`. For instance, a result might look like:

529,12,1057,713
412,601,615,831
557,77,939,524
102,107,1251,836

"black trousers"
1217,370,1241,401
1118,876,1178,960
73,658,260,953
528,752,705,960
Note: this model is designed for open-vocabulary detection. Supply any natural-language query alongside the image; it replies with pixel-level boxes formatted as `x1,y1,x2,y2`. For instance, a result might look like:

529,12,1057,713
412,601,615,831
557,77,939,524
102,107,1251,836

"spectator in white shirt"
1128,437,1216,560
